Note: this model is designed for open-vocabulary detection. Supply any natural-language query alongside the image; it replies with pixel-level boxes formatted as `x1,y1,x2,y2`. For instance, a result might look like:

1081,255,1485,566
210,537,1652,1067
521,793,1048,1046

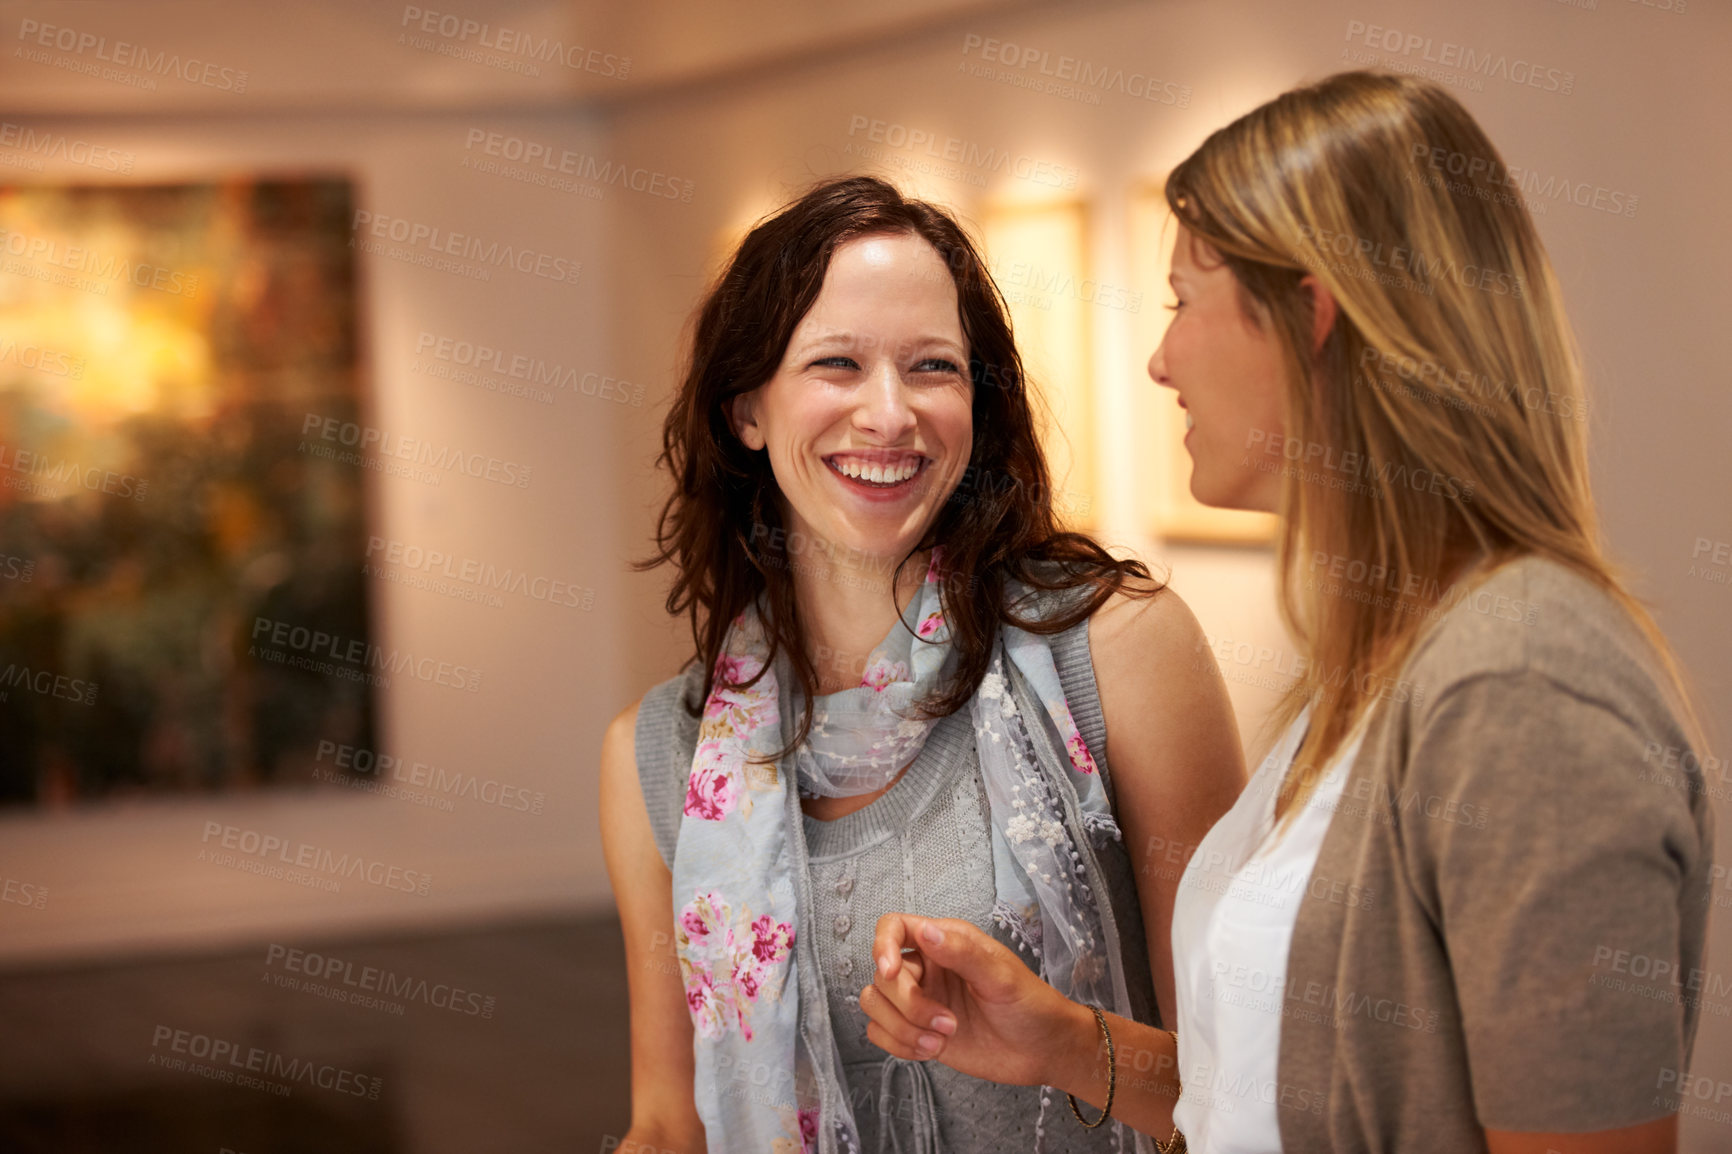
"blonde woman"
859,71,1714,1154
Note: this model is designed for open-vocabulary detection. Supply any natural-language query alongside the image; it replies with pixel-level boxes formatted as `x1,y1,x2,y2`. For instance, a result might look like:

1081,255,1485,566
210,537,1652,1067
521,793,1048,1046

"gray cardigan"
1274,555,1715,1151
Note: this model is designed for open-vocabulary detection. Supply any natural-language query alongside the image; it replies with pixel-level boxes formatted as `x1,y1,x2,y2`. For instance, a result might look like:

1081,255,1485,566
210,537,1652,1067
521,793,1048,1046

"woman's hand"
857,912,1094,1088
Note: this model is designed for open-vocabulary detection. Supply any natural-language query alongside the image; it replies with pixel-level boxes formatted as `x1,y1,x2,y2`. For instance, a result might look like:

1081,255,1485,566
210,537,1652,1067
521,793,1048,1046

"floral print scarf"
670,549,1131,1153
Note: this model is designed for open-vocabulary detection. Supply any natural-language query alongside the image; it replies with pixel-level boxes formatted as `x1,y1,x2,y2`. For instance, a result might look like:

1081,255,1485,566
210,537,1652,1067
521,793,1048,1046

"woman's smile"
822,450,932,501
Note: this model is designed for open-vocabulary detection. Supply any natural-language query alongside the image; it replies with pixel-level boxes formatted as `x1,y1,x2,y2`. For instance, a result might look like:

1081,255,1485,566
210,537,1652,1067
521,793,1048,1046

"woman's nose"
855,362,917,438
1148,339,1174,391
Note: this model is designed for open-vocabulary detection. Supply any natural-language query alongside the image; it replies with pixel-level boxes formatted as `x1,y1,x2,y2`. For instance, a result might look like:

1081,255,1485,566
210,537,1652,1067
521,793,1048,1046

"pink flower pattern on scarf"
676,890,795,1044
671,546,1114,1148
682,638,780,821
858,654,908,691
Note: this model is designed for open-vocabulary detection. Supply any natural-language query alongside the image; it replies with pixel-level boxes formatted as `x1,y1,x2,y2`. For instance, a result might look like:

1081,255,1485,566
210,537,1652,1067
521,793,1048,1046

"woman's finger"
866,914,962,1032
901,916,1021,1003
860,985,949,1059
871,912,950,995
864,1014,936,1063
873,956,957,1038
872,911,917,982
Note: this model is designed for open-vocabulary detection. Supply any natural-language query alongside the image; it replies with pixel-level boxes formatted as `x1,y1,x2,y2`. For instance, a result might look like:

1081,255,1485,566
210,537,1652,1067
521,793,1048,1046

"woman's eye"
811,356,858,370
914,358,961,374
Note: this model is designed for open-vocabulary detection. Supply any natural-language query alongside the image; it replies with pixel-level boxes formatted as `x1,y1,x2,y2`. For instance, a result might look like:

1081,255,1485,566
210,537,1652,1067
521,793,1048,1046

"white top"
1169,706,1367,1153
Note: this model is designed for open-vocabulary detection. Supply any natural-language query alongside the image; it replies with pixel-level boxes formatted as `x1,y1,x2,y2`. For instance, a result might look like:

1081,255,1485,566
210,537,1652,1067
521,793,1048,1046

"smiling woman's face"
729,232,974,567
1148,224,1289,513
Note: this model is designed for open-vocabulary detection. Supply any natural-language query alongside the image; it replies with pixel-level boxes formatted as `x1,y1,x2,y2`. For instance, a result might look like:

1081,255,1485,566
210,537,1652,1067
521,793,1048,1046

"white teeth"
1185,411,1194,430
831,457,922,484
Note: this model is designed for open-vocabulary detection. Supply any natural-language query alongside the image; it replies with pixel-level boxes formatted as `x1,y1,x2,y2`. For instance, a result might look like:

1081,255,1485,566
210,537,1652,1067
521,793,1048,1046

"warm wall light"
706,192,781,290
1128,180,1277,545
981,199,1095,530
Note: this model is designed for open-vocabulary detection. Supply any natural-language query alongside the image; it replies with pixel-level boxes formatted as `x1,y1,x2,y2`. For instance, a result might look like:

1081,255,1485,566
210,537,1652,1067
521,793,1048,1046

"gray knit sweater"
635,603,1161,1153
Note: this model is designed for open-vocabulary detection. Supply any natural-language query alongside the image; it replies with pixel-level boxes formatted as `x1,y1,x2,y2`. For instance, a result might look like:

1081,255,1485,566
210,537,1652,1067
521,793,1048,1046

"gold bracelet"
1067,1004,1116,1128
1155,1028,1186,1154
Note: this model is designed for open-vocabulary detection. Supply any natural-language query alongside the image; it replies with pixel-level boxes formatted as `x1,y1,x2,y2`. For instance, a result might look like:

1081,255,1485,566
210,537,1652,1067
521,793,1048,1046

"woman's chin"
1188,472,1267,514
833,533,919,563
806,521,927,567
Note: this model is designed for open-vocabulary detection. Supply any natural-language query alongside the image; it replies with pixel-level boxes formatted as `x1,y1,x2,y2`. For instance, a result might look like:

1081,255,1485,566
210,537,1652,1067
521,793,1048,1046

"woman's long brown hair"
636,175,1158,757
1164,70,1705,824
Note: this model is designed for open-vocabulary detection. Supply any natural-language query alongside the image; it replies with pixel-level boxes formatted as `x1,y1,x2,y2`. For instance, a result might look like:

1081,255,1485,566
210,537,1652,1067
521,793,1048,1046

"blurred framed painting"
0,178,376,805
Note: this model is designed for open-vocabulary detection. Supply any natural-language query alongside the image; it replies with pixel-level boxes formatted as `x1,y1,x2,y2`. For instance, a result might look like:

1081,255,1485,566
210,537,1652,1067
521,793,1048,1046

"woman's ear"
1299,273,1339,355
726,390,767,452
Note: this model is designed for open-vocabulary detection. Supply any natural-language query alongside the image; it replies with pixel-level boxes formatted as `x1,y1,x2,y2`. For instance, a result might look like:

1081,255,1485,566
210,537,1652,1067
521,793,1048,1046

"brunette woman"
599,176,1245,1153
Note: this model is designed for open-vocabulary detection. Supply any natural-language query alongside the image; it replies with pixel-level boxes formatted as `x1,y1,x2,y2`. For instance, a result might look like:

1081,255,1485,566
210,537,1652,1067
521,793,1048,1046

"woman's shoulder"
1005,560,1204,699
1401,554,1686,735
635,661,706,750
1370,557,1711,894
629,661,708,871
1024,564,1210,752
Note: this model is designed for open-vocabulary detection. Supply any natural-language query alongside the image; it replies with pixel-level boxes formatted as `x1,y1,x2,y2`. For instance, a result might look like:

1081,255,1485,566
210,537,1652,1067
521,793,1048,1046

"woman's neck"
792,546,930,694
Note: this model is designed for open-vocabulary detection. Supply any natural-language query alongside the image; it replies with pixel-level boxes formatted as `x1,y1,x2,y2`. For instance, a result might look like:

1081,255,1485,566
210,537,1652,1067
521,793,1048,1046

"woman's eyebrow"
787,329,856,355
789,332,967,359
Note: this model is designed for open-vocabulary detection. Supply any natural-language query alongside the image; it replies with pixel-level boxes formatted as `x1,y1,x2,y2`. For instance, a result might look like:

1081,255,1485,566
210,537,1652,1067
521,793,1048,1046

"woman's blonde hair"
1164,69,1703,822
